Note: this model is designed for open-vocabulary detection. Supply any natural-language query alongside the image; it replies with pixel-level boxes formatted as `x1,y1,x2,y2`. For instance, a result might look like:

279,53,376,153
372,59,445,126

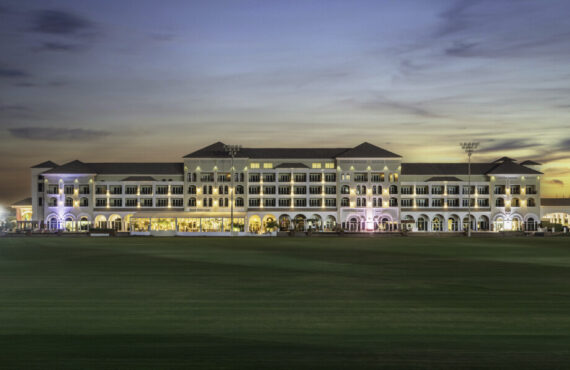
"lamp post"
224,144,241,236
460,142,479,237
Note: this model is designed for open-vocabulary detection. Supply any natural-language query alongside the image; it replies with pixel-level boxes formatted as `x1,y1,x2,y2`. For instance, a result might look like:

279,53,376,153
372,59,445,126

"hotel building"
15,141,550,234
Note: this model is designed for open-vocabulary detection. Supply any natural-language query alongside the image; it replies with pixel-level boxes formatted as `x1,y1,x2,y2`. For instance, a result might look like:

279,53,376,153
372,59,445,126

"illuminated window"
250,163,260,169
312,163,322,169
263,163,273,169
325,163,334,169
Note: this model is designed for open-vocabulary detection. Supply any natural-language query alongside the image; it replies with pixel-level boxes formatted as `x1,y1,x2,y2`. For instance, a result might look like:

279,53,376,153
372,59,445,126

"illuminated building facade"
21,142,549,234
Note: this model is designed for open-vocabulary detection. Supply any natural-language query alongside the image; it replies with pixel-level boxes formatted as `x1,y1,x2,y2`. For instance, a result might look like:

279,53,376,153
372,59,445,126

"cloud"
36,41,82,52
342,95,441,119
546,179,564,186
445,41,479,56
0,66,29,79
31,10,93,36
558,138,570,151
477,139,542,154
9,127,110,141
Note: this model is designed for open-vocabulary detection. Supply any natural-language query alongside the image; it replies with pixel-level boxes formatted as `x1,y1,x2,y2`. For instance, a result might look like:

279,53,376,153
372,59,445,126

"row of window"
399,198,536,208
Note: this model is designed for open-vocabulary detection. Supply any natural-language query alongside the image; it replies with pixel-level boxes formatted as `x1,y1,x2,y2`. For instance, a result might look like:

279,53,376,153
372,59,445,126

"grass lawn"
1,236,570,369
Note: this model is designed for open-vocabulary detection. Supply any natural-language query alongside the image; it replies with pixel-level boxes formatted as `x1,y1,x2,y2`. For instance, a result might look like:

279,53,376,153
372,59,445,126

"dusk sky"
1,0,569,205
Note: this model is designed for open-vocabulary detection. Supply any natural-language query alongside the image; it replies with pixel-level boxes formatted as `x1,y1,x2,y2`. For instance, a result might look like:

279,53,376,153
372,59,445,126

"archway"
478,215,490,231
417,215,428,231
64,216,75,232
348,217,359,231
402,215,415,231
324,215,336,231
248,215,261,233
432,215,443,231
307,214,322,231
511,215,523,231
279,214,291,231
79,216,90,231
294,214,306,231
462,215,476,232
47,215,58,230
94,215,107,229
494,216,505,231
525,216,537,231
448,214,460,232
109,214,122,231
262,214,277,232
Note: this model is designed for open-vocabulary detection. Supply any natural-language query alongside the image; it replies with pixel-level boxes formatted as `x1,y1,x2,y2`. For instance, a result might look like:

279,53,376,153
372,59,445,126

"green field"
1,236,570,369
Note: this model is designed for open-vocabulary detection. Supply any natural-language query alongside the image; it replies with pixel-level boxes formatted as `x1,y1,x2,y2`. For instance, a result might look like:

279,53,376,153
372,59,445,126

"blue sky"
1,0,569,203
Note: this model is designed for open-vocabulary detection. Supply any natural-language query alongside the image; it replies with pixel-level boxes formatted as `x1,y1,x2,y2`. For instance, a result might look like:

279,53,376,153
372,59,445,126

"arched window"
362,198,366,207
341,185,350,194
432,217,442,231
188,197,196,207
48,198,57,207
356,198,361,207
341,197,349,207
362,185,367,194
188,185,196,194
356,185,361,195
373,186,377,195
65,197,73,207
219,185,224,194
373,198,377,207
417,217,427,231
496,198,505,207
526,217,537,231
512,198,520,207
235,197,244,207
389,185,398,194
527,198,535,207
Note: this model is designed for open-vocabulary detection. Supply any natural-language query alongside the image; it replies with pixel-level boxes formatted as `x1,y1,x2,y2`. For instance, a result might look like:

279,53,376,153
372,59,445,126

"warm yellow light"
367,189,372,195
367,165,371,171
383,189,388,194
350,202,355,207
197,201,201,206
213,189,218,194
384,202,388,207
213,201,218,206
350,189,355,195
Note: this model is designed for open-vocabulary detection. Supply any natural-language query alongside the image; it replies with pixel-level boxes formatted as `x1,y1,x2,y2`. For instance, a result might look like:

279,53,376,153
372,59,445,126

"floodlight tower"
224,144,242,236
460,142,479,237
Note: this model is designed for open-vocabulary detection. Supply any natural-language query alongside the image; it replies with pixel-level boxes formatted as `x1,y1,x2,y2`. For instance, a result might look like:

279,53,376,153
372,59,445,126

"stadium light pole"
224,144,241,236
460,142,479,237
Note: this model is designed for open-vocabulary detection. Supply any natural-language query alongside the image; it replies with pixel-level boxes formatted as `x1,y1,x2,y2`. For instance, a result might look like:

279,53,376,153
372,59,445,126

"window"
477,185,489,194
401,186,412,194
264,198,276,207
371,173,384,182
279,174,291,182
110,199,122,207
278,186,290,195
236,197,244,207
309,186,322,194
401,199,412,207
431,186,444,195
96,186,107,195
38,197,43,207
80,198,89,207
140,186,153,195
447,198,459,207
494,185,505,194
64,185,74,195
171,198,183,207
477,198,489,207
325,163,334,169
496,198,505,207
203,185,213,194
278,198,290,207
188,197,196,207
249,186,260,194
263,163,273,169
250,163,260,169
294,198,307,207
294,173,306,182
38,182,44,192
340,185,350,194
325,186,336,194
510,185,521,194
141,198,153,207
65,197,73,207
309,173,321,182
325,198,336,207
431,198,443,207
462,198,475,207
416,186,428,195
126,198,137,207
512,198,520,207
125,186,137,194
389,198,398,207
324,173,336,182
171,186,183,194
526,185,537,194
48,198,57,207
264,174,275,182
249,198,260,207
341,197,349,207
462,186,475,195
188,185,196,194
47,185,59,194
312,163,321,169
447,186,459,195
156,199,168,207
354,173,367,182
416,198,428,207
249,173,260,182
309,198,321,207
294,186,307,195
528,198,536,207
200,173,214,182
264,186,276,194
156,186,168,195
110,186,122,195
96,198,107,207
389,185,398,194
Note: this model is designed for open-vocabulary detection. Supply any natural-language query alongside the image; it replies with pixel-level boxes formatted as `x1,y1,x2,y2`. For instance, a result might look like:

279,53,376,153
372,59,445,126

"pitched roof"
30,160,58,168
184,141,400,159
274,162,310,169
43,161,183,175
336,142,401,158
121,176,158,181
11,197,32,207
520,160,542,166
485,161,542,175
402,163,494,175
402,161,542,176
493,157,517,163
541,198,570,206
425,176,463,182
43,160,94,174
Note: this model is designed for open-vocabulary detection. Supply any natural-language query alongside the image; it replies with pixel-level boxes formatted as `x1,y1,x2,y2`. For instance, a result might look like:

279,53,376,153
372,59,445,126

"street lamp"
460,142,479,237
224,144,241,235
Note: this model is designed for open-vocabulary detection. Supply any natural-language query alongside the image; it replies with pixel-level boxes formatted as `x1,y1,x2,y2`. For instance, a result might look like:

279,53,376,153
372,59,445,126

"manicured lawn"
1,236,569,369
